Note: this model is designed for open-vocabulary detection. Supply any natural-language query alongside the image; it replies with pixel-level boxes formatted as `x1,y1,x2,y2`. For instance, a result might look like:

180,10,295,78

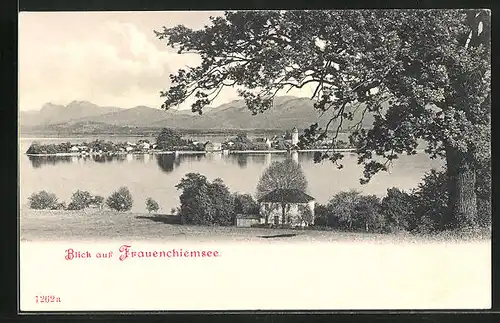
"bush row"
314,169,491,234
27,188,161,213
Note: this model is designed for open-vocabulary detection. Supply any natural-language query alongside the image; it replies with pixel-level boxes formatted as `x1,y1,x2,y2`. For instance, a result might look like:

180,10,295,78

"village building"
291,127,299,146
204,141,222,152
254,137,272,149
258,189,315,227
235,214,262,227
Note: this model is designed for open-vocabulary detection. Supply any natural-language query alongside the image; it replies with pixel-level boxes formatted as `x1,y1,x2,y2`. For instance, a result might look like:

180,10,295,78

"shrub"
354,195,383,232
90,195,104,208
106,187,133,212
326,190,360,230
325,191,383,232
28,191,59,209
381,188,415,232
66,190,94,210
54,202,67,210
233,193,259,215
313,203,329,226
407,165,491,233
476,160,491,228
251,142,271,150
176,173,234,226
477,198,491,228
412,169,448,233
146,197,160,214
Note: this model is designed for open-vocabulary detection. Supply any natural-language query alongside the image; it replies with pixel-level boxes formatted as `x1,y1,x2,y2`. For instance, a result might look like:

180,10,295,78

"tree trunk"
443,145,478,229
281,202,286,225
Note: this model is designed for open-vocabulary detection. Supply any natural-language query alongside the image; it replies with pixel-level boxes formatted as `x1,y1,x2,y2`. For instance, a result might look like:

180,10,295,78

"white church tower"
291,127,299,146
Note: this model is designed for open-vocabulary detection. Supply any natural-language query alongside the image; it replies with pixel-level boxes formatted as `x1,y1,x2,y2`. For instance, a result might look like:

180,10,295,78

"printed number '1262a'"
36,295,61,303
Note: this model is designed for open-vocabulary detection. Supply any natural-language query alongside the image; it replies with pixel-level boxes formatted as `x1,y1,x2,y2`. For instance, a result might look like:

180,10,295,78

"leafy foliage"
156,128,189,150
90,195,105,208
256,157,309,226
381,188,415,232
324,190,386,232
297,204,314,226
411,169,449,232
355,195,384,232
176,173,234,226
315,164,490,233
256,158,308,199
326,190,360,230
145,197,160,214
313,203,329,227
26,142,73,155
106,187,133,212
67,190,94,210
156,9,490,229
233,193,259,214
28,191,61,210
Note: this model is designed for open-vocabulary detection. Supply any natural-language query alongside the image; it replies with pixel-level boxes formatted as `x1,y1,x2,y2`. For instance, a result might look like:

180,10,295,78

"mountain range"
19,96,376,133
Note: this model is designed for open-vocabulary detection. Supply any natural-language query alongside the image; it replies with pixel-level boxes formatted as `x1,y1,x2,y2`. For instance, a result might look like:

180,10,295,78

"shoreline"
25,148,356,157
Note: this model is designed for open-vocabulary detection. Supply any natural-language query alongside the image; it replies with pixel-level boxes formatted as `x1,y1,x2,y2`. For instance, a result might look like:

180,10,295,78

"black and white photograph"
18,9,491,311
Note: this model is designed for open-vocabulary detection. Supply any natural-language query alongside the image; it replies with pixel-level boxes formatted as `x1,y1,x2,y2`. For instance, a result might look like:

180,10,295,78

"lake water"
19,136,445,213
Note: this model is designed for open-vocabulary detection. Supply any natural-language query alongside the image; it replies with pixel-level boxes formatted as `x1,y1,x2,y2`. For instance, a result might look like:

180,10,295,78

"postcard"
18,9,491,312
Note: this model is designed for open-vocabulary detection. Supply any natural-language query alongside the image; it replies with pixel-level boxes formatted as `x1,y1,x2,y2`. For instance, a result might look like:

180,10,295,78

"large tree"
176,173,234,226
156,128,187,150
155,10,490,229
256,158,308,225
256,158,308,199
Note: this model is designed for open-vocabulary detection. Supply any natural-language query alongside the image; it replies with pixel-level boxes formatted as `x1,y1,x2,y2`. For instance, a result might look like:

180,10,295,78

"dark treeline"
315,168,491,234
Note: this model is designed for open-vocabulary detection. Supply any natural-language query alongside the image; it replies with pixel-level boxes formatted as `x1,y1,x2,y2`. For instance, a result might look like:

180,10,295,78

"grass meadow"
20,209,490,243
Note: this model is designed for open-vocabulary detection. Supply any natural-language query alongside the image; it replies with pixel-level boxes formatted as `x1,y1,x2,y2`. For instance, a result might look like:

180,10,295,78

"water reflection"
247,154,268,165
27,153,132,168
26,151,352,171
27,155,72,168
236,154,248,168
92,155,106,163
156,153,210,173
156,154,176,173
134,154,150,163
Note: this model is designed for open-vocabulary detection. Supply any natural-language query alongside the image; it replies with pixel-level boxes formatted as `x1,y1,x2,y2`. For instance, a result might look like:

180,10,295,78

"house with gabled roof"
204,141,222,152
258,189,315,227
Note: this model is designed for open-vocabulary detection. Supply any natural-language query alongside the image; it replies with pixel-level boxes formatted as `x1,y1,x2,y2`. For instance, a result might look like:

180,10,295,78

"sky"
19,11,227,111
18,11,316,112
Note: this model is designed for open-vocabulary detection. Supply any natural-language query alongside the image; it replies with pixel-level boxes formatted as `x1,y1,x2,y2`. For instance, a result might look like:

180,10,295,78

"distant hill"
19,96,376,133
19,100,124,126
